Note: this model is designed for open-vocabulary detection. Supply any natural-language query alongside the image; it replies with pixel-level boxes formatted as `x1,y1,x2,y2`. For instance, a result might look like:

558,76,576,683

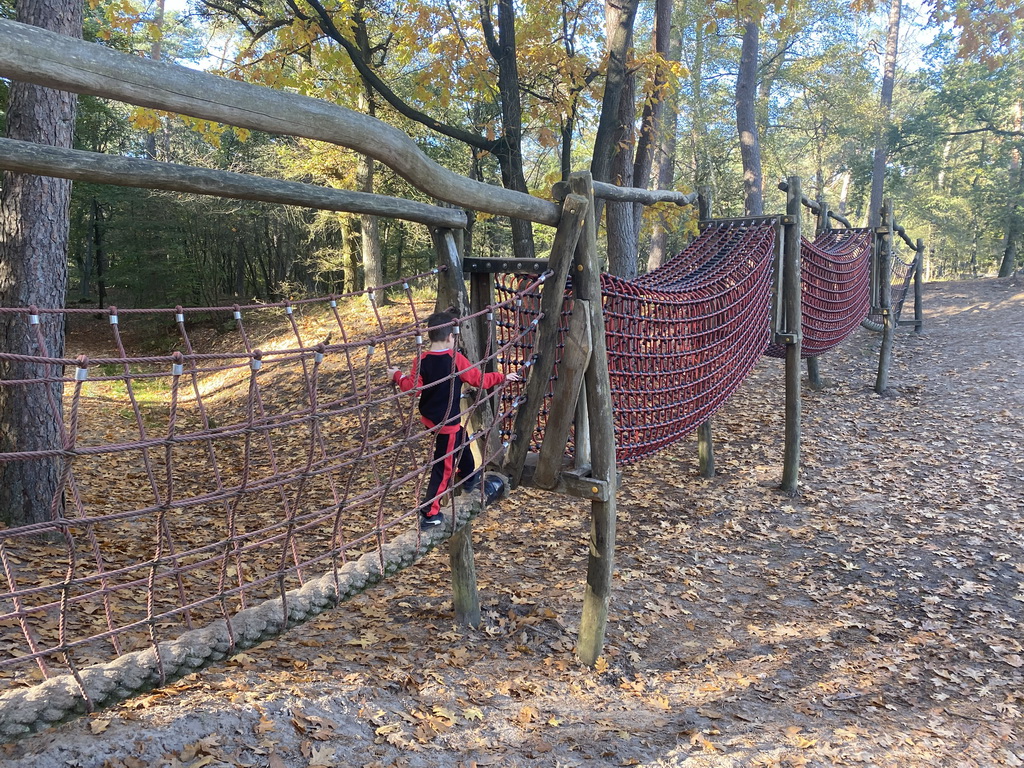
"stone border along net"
495,219,779,465
0,489,497,741
764,228,873,359
0,269,540,740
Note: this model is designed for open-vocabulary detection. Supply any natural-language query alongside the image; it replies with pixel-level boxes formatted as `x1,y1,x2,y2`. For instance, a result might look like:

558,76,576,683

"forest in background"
0,0,1021,308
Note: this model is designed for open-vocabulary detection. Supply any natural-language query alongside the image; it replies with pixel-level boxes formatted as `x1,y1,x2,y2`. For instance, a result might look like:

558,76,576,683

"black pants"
421,426,476,518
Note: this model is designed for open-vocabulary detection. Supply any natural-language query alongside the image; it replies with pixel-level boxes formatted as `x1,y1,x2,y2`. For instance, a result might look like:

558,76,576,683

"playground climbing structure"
0,17,924,739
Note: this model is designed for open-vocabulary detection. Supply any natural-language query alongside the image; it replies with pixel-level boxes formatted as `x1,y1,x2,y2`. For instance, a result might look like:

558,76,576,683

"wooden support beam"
551,179,699,207
501,195,589,486
781,176,803,495
0,137,469,229
806,356,823,390
568,171,618,668
432,228,482,628
697,420,715,478
875,200,895,394
914,238,924,334
534,300,593,489
0,19,561,227
519,455,621,502
463,257,549,274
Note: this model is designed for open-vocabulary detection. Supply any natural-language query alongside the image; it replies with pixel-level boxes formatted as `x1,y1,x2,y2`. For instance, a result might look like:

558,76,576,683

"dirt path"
4,277,1023,768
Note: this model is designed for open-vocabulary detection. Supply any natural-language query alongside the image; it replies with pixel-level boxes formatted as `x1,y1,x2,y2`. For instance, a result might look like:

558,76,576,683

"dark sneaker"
459,473,481,496
420,513,444,531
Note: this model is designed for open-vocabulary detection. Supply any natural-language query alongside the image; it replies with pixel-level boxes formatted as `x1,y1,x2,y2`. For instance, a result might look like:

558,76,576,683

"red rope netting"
765,228,873,359
0,273,538,690
867,251,918,327
495,219,778,465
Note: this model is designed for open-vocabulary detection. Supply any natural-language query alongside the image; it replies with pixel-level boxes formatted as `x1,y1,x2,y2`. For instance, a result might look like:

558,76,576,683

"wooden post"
806,356,822,390
431,226,482,627
502,195,589,486
697,186,712,221
574,387,592,469
913,237,924,334
815,198,830,237
780,176,802,495
697,420,714,478
568,171,617,668
696,186,715,472
874,200,894,394
534,302,593,488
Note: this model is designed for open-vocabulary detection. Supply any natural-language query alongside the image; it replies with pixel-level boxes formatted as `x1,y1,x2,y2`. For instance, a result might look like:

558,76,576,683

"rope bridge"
866,250,919,330
765,228,873,359
0,273,539,738
496,219,778,465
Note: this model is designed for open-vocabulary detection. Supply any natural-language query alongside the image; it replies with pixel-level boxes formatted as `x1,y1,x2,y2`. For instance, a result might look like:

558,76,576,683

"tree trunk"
868,0,901,227
647,14,681,273
736,20,763,216
0,0,82,528
595,0,640,276
591,0,640,189
482,0,536,261
631,0,673,248
998,101,1022,278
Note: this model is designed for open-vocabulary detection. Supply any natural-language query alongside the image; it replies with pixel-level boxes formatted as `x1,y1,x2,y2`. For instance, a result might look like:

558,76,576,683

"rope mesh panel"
765,228,873,359
867,251,918,326
495,220,777,465
0,273,537,732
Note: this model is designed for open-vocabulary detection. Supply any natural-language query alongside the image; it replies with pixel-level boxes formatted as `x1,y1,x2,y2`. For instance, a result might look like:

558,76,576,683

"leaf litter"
2,277,1022,767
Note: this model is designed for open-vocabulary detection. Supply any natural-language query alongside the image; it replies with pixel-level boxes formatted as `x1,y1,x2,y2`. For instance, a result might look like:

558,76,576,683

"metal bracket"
774,332,800,345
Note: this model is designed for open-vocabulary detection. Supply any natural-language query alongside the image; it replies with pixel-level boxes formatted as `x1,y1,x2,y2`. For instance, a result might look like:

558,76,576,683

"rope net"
867,251,918,327
765,228,873,359
0,273,537,724
496,219,777,465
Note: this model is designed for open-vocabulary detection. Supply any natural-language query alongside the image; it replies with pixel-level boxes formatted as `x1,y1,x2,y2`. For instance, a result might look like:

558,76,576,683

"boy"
388,311,520,530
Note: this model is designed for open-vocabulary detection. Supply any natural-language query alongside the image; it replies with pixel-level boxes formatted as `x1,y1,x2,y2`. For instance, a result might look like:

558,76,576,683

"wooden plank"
519,455,620,501
0,19,561,227
463,257,549,274
567,171,618,668
0,137,468,229
501,194,589,486
534,301,593,489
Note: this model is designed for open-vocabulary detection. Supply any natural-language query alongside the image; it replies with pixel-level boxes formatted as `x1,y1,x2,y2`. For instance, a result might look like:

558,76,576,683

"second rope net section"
496,219,778,466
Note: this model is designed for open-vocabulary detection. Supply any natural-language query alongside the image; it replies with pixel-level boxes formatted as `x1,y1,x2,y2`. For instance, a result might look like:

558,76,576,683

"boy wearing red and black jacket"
388,311,520,530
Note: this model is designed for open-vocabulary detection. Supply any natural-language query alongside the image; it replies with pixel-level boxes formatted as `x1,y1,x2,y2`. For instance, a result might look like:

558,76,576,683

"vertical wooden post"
697,185,712,222
913,237,924,334
431,225,481,628
574,387,592,469
696,186,715,471
502,195,588,486
780,176,802,495
697,420,714,477
815,198,829,237
568,171,617,668
534,302,592,488
874,200,894,394
806,356,822,390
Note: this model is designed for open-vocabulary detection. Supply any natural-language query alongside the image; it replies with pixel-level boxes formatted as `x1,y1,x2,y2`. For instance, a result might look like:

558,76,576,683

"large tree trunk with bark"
735,20,763,216
0,0,82,528
868,0,901,227
482,0,536,260
593,0,640,277
998,102,1022,278
647,3,682,273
